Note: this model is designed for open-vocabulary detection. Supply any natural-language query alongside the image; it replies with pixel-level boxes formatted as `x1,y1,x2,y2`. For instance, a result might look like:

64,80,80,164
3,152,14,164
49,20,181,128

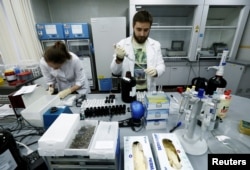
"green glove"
58,88,71,99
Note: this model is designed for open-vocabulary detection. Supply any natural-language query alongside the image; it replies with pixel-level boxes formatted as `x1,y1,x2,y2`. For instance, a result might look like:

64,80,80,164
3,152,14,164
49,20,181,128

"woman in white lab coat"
110,10,165,92
40,41,90,99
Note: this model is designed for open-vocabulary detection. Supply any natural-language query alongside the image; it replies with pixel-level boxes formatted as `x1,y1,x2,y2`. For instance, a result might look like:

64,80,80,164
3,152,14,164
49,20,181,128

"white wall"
31,0,51,22
236,12,250,61
31,0,250,62
31,0,129,24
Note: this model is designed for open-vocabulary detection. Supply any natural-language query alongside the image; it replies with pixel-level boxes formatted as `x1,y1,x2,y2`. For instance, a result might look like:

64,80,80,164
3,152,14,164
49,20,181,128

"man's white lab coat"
111,36,165,91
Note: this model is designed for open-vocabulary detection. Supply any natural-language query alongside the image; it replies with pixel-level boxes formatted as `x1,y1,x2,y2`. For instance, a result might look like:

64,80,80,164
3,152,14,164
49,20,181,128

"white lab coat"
40,52,90,94
110,36,165,91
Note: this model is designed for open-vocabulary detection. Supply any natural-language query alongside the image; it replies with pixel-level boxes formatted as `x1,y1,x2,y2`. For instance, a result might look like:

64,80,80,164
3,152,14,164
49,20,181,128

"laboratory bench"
74,92,250,170
0,74,42,104
1,92,250,170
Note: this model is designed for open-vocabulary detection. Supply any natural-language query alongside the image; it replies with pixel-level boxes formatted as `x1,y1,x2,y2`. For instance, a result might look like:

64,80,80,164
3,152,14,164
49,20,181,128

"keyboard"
0,95,10,104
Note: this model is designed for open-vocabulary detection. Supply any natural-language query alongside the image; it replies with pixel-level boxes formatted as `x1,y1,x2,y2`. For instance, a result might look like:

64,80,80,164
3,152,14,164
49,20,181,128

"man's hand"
48,86,54,95
115,45,126,61
58,88,71,99
144,67,157,77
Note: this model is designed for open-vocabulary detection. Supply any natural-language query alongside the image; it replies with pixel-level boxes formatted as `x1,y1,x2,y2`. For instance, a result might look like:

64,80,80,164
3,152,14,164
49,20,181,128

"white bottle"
216,90,232,118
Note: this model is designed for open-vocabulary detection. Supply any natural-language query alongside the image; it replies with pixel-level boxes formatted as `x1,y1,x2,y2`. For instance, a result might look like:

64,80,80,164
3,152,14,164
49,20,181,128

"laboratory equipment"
20,95,60,127
175,88,208,155
36,23,65,51
43,106,72,129
206,49,229,95
191,77,208,91
166,40,187,57
200,100,215,139
212,43,228,56
144,92,170,130
91,17,126,91
169,121,182,133
81,95,126,120
63,23,96,90
119,101,145,132
0,129,28,169
216,89,232,118
121,71,136,103
131,100,145,120
8,86,47,118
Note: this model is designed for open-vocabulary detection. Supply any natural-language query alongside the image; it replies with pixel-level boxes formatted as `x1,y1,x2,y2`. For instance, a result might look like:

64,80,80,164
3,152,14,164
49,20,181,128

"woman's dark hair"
44,41,71,64
133,10,153,27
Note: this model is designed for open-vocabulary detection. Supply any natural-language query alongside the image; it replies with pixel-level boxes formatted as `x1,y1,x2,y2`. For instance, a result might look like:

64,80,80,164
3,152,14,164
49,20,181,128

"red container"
17,71,33,81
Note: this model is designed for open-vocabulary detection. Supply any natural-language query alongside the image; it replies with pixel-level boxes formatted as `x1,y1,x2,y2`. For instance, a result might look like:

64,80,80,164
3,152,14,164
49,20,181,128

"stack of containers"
144,92,170,130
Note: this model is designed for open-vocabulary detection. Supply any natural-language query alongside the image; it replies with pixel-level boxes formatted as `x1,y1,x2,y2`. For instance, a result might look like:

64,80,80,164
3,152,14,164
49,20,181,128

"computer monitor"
171,41,184,51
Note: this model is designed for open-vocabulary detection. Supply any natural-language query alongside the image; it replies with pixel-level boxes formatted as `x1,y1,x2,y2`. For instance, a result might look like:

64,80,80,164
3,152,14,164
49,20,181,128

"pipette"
114,44,145,69
169,121,182,133
170,94,179,103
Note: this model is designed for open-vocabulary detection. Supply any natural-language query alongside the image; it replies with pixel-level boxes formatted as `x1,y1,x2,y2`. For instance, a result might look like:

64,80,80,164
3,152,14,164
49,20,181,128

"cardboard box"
124,136,156,170
152,133,193,170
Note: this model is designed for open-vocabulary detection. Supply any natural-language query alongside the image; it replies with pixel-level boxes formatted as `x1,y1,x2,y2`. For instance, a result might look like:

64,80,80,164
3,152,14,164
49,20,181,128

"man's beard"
133,32,148,44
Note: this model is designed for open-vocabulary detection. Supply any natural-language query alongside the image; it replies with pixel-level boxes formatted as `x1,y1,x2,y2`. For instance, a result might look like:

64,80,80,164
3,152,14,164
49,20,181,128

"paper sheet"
13,84,37,96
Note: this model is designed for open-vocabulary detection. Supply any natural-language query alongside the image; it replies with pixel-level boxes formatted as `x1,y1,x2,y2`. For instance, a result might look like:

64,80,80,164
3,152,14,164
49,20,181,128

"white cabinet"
130,0,204,61
91,17,126,90
224,60,250,98
129,0,250,61
156,62,190,86
156,61,218,86
198,0,250,60
156,65,170,85
169,65,191,86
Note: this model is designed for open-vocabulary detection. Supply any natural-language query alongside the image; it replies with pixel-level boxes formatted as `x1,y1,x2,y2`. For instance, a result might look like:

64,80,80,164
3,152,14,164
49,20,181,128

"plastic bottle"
216,89,232,118
121,71,136,103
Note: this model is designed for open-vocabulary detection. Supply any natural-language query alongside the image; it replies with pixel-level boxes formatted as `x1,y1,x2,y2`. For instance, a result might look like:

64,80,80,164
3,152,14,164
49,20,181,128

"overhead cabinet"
198,0,250,60
129,0,250,61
